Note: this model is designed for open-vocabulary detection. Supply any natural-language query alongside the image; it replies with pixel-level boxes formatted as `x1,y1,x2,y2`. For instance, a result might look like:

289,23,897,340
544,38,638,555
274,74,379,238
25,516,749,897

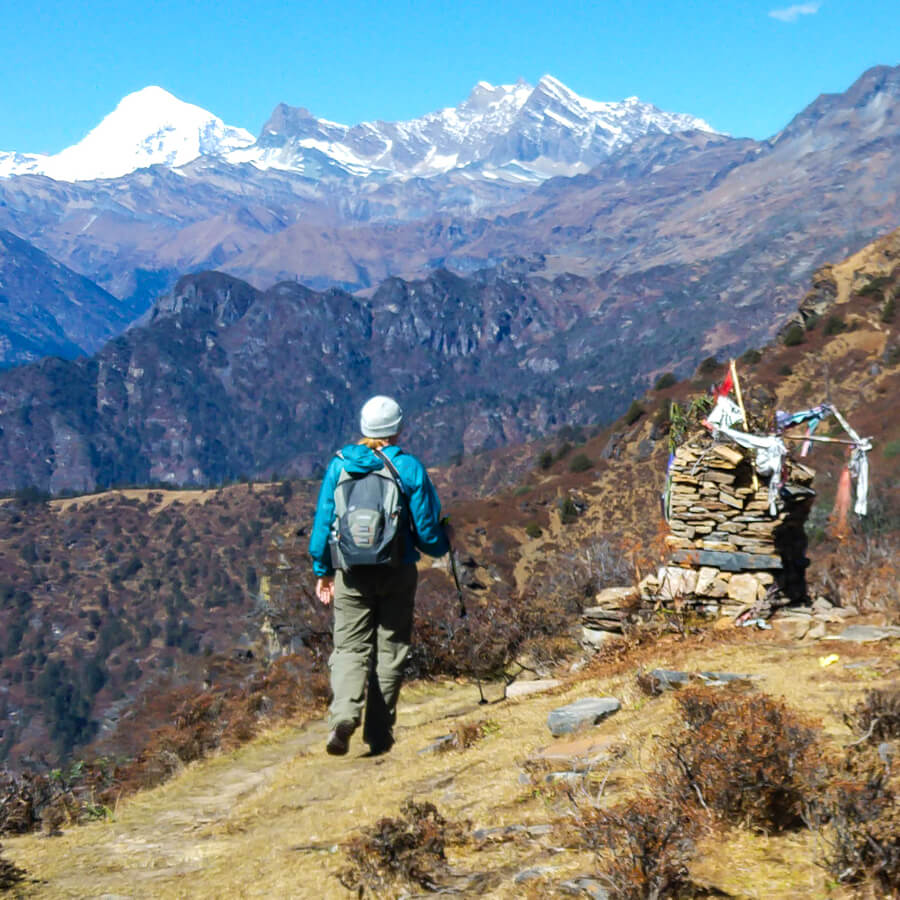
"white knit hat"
360,395,403,438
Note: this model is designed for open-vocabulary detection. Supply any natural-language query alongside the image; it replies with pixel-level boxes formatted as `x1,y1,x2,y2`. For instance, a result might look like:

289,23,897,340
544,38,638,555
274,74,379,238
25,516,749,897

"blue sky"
2,0,898,153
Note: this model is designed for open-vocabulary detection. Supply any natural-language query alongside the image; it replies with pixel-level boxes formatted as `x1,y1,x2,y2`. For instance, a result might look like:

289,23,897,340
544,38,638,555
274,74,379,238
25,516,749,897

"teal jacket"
309,444,449,577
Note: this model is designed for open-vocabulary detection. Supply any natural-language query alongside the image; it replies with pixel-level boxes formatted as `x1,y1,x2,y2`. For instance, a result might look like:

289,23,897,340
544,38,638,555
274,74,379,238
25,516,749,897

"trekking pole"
442,517,467,619
443,517,489,703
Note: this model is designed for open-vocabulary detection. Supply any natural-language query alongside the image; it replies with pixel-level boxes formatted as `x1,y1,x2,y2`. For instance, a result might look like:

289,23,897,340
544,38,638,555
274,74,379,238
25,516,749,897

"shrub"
0,845,27,890
536,449,554,470
697,356,721,375
783,324,805,346
884,440,900,460
846,687,900,742
339,800,469,896
435,719,495,754
559,497,580,525
524,522,542,539
654,372,677,390
857,275,892,299
740,348,762,365
823,315,847,336
779,364,793,376
569,453,593,473
658,687,823,831
624,400,645,426
882,294,896,323
567,796,698,900
811,749,900,892
804,312,820,331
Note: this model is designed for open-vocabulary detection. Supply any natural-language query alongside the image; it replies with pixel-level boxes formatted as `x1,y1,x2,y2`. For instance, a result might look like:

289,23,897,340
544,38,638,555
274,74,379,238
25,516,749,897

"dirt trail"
5,632,895,898
6,681,498,899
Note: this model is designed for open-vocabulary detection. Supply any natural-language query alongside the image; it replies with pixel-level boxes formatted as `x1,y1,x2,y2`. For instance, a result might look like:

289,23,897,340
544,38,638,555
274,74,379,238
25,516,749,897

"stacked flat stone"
580,586,635,648
640,436,815,616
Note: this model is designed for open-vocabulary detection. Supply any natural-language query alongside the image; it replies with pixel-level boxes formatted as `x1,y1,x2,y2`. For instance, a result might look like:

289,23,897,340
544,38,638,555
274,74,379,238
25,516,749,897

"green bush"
568,453,593,473
740,348,762,365
697,356,721,375
654,372,677,390
624,400,645,426
884,440,900,459
823,315,847,336
779,364,793,376
883,294,896,324
804,312,820,331
857,275,892,299
536,449,554,470
783,324,805,347
524,522,542,539
559,497,580,525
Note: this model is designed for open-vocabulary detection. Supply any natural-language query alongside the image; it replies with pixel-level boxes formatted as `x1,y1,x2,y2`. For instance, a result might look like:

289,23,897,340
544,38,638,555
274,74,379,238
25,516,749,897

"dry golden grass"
4,628,896,898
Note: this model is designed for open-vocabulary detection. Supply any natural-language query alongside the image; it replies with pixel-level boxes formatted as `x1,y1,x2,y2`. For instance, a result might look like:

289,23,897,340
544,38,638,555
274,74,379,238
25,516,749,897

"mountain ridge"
1,77,716,184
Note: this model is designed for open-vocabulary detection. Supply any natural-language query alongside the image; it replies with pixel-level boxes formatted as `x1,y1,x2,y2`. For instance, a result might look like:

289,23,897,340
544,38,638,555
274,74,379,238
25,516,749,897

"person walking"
309,395,451,756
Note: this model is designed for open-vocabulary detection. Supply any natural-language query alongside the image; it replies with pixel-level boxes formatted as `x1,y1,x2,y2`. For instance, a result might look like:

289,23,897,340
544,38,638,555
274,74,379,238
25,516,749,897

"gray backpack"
329,448,411,570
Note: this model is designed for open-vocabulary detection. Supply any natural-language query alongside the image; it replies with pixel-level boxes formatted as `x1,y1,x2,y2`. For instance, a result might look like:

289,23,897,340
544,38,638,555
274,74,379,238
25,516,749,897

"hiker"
309,395,451,756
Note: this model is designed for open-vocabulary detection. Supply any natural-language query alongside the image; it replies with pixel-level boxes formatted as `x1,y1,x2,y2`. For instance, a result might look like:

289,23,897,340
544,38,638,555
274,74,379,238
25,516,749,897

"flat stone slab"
697,671,761,685
560,876,610,899
649,668,691,690
506,679,561,699
529,734,618,766
593,586,637,607
648,669,761,691
824,624,900,643
581,626,623,648
472,823,552,843
547,697,620,737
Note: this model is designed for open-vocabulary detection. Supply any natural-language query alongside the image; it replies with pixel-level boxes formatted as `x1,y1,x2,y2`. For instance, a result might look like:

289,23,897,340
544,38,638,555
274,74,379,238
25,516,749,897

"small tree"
654,372,677,390
624,400,645,426
569,453,593,473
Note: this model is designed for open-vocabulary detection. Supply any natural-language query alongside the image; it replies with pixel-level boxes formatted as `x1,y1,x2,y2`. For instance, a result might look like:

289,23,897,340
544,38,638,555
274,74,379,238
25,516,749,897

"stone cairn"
581,435,816,645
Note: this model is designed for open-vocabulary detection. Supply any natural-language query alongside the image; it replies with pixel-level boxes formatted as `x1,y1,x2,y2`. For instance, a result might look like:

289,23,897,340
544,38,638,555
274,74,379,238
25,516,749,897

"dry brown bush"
808,747,900,892
0,844,27,891
846,686,900,743
566,796,699,900
435,720,495,754
658,687,825,831
117,654,329,794
338,799,469,896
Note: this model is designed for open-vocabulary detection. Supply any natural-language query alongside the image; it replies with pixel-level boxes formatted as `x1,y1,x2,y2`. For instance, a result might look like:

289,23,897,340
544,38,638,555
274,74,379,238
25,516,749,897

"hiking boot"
326,721,354,756
367,730,394,757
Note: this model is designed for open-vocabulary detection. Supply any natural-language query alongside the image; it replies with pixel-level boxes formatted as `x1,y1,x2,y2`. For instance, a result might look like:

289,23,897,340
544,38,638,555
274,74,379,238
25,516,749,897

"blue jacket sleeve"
406,459,450,558
309,457,341,577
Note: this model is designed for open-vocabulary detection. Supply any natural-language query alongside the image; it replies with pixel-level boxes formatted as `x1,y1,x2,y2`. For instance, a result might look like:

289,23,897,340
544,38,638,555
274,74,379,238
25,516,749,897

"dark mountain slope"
0,231,141,367
0,264,686,493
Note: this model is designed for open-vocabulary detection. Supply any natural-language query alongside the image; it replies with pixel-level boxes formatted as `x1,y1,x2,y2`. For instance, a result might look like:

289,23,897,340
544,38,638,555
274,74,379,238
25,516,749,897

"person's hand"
316,576,335,606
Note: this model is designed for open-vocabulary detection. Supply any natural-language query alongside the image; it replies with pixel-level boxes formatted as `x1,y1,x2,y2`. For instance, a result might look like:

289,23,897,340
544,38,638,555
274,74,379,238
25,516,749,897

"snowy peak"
2,86,254,182
230,75,719,181
1,77,718,184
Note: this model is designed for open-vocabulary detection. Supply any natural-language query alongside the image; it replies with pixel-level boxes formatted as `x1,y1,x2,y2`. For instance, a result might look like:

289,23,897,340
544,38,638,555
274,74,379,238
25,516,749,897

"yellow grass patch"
4,631,895,897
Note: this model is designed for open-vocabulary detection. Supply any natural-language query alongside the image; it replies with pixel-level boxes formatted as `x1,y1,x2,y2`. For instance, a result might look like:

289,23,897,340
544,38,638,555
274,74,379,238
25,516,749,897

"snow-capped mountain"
229,75,718,181
1,77,716,185
0,87,254,182
0,152,45,178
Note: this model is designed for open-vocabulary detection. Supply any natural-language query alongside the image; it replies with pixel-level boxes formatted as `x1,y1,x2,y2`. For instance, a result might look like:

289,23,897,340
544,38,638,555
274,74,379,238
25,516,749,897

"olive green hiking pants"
329,564,418,733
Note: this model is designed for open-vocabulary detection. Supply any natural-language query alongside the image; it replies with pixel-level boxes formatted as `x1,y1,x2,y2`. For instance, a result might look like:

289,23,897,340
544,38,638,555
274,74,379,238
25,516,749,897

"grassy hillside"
0,227,898,895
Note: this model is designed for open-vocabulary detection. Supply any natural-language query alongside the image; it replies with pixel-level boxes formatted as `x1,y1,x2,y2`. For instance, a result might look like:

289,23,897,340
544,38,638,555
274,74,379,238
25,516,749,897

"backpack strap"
372,447,418,542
